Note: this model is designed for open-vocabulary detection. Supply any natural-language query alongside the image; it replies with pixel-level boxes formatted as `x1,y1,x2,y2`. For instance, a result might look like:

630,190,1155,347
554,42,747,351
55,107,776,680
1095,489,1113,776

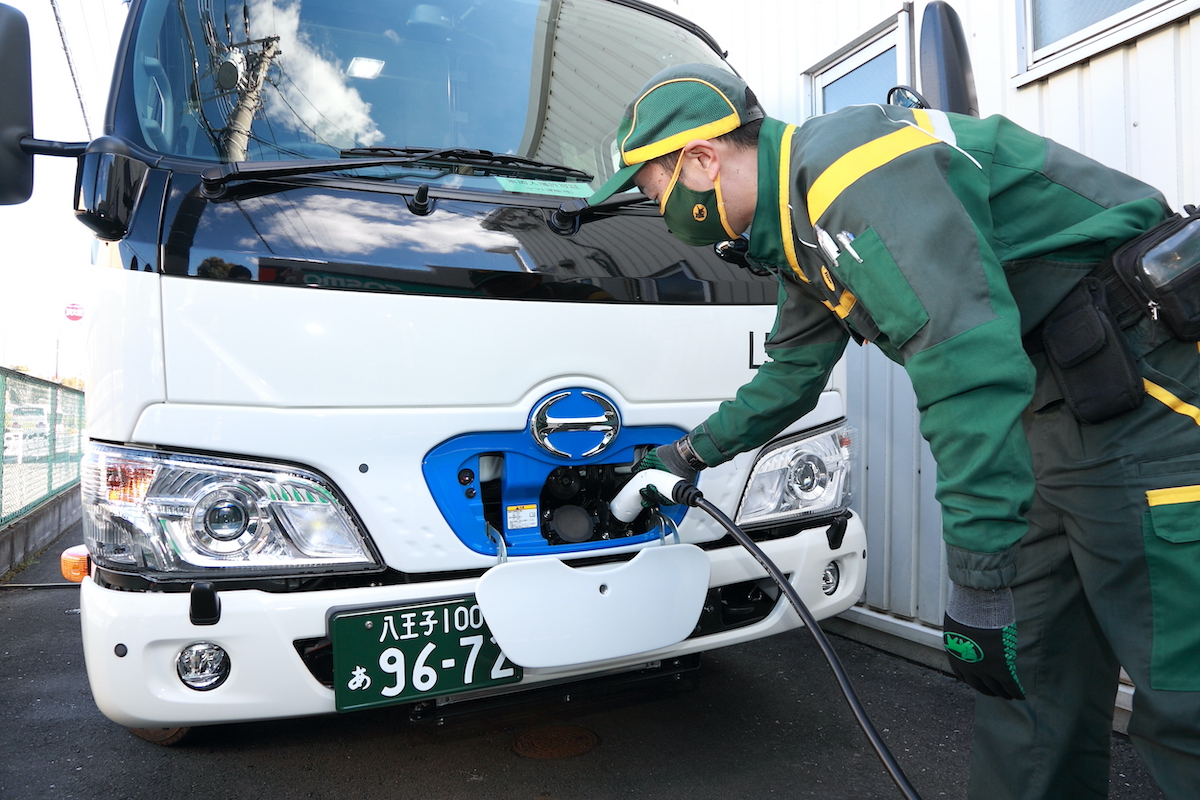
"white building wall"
654,0,1199,221
648,0,1200,648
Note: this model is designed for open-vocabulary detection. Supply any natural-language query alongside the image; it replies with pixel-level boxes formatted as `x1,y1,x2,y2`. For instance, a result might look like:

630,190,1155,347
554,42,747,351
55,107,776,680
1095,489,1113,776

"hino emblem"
530,390,621,458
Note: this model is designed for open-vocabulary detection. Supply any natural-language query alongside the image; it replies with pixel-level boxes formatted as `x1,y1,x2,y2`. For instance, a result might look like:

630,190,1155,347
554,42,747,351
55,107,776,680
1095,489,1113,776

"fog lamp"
177,642,230,691
821,561,840,596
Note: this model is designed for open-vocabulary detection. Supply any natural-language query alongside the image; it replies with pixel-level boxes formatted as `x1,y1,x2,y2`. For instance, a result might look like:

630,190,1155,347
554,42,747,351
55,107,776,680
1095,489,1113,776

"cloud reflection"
248,0,384,148
249,194,522,257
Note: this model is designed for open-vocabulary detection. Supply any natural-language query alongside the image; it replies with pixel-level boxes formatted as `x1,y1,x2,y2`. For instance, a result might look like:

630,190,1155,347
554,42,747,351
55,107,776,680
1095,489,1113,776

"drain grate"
511,725,600,759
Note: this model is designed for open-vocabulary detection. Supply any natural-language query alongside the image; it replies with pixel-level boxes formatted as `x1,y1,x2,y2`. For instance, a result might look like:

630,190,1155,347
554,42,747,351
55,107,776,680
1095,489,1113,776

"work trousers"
967,329,1200,800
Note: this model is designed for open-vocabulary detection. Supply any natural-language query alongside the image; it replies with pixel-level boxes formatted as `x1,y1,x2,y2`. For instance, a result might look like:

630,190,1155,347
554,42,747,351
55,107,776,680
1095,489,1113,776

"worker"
588,63,1200,799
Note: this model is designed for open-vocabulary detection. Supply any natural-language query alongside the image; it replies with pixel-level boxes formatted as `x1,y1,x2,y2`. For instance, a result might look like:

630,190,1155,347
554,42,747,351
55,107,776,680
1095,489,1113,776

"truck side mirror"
887,86,931,110
0,3,35,205
918,1,979,117
74,138,150,241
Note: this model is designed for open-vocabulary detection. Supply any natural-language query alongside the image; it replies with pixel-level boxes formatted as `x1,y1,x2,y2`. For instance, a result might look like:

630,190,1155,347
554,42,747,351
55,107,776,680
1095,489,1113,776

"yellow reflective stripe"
658,148,687,213
714,173,738,239
1144,378,1200,425
1147,485,1200,506
776,124,808,282
912,108,934,134
778,123,855,319
807,126,939,225
624,113,741,164
1146,375,1200,505
822,290,857,319
622,79,741,164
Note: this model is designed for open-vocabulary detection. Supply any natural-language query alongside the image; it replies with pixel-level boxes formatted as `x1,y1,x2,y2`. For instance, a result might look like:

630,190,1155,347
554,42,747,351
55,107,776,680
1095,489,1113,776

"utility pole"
222,37,280,162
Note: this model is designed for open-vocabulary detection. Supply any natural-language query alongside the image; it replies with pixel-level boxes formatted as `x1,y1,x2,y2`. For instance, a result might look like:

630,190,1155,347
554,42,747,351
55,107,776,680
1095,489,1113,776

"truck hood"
153,176,779,409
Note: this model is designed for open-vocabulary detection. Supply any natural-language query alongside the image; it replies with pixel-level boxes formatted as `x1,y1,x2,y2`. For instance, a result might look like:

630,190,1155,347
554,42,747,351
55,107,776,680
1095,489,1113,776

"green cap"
588,63,764,206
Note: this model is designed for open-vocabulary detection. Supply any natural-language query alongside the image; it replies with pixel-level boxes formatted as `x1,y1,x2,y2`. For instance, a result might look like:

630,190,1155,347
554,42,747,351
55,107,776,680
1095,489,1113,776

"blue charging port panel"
423,393,688,557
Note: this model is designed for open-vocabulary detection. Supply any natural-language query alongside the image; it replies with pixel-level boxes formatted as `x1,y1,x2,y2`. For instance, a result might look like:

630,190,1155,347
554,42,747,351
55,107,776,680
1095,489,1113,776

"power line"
49,0,92,138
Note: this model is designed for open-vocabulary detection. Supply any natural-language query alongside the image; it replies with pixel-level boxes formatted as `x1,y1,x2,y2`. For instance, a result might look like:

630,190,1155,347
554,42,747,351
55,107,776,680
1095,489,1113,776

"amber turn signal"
60,545,90,583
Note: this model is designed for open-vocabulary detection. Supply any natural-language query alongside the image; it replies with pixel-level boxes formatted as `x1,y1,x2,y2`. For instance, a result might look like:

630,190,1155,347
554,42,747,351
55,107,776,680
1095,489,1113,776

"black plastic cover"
0,4,34,204
919,1,979,117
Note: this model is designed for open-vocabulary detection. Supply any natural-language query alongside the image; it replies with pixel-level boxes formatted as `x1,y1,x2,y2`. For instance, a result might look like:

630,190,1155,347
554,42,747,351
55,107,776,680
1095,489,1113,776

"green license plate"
331,597,522,712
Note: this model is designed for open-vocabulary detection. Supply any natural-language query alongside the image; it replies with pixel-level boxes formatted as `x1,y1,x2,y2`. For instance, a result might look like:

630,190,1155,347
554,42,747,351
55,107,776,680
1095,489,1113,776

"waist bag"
1035,204,1199,424
1040,276,1143,424
1111,205,1200,340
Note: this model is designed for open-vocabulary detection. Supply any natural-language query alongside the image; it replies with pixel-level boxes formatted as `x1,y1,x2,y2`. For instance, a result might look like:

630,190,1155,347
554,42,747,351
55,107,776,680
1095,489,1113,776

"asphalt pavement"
0,526,1165,800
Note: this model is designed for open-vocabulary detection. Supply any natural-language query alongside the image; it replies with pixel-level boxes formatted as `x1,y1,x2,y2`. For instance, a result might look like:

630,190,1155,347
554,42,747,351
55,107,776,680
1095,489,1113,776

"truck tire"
128,726,193,746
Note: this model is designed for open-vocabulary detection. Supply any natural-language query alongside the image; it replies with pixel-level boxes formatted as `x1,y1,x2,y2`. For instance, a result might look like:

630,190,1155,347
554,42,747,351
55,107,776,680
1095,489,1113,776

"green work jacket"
690,110,1169,589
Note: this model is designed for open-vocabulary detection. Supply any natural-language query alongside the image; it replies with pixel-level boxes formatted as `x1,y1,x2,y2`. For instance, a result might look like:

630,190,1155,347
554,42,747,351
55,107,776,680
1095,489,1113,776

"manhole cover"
511,725,599,759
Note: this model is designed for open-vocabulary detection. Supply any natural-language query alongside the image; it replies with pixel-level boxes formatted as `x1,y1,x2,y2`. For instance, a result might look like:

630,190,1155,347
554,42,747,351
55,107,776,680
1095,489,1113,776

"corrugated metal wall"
650,0,1200,642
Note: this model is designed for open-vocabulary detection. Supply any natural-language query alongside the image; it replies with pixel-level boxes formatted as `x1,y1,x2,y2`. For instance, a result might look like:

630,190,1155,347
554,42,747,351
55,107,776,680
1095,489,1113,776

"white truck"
0,0,865,743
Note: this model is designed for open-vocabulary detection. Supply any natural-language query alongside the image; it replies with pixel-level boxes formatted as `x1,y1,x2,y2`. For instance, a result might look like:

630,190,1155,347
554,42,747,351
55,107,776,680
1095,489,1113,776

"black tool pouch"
1111,207,1200,340
1041,277,1143,424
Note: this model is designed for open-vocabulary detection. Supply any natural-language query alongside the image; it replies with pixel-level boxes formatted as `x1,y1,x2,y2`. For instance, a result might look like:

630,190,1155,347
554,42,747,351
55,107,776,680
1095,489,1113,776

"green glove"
634,437,705,481
633,437,706,505
942,584,1025,701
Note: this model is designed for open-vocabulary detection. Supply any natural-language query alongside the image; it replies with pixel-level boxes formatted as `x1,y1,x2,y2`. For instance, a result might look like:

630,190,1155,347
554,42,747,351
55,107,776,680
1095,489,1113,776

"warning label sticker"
506,504,539,530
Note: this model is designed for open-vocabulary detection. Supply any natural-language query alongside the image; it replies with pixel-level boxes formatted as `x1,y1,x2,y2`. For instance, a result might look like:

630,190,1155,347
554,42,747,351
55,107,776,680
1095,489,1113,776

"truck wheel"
128,726,193,746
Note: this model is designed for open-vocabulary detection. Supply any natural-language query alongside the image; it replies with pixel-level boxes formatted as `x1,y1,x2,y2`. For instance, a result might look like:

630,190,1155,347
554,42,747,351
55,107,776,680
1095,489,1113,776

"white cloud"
253,194,522,256
248,0,384,149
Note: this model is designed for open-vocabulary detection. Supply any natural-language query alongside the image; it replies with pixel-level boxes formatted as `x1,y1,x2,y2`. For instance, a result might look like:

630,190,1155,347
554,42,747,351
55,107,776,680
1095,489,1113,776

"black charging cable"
666,482,924,800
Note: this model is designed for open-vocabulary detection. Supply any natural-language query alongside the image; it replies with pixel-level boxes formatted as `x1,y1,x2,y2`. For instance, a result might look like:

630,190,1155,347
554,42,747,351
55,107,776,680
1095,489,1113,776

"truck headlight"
82,444,378,576
735,424,855,529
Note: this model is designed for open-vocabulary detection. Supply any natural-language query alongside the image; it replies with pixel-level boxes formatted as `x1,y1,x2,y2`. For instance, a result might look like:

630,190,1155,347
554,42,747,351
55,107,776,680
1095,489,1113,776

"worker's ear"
681,139,721,182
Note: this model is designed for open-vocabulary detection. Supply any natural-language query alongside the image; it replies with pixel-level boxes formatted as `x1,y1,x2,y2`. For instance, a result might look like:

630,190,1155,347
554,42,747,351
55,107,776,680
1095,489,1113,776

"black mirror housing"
919,1,980,117
74,138,149,241
887,86,932,110
0,3,35,205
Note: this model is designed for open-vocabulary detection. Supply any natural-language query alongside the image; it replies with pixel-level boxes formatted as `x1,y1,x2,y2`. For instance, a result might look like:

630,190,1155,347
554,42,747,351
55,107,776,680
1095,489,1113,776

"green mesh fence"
1,367,86,527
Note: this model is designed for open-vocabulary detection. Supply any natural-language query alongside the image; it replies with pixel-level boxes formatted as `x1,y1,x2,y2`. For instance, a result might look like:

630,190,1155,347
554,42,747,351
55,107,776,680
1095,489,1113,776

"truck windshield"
117,0,729,193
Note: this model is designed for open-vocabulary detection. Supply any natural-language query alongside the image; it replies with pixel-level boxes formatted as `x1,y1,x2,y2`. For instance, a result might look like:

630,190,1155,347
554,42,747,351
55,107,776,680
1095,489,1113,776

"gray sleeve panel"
766,271,855,351
1042,139,1169,213
812,143,1000,361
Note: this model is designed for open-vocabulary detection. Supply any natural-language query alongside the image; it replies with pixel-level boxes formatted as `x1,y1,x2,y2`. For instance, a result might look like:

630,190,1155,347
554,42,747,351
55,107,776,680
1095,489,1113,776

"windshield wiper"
200,147,592,198
547,192,651,236
340,147,593,181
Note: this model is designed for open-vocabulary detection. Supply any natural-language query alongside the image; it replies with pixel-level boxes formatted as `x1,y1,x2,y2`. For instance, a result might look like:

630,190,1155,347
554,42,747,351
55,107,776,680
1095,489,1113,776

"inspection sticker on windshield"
495,177,592,198
506,504,539,530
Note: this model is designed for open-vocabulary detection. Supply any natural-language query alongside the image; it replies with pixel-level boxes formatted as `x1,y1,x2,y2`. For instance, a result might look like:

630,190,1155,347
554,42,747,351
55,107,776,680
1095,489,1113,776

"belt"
1092,257,1147,329
1022,259,1145,355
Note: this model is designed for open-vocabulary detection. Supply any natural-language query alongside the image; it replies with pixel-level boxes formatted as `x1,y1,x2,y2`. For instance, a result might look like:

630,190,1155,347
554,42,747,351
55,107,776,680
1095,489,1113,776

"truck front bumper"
80,514,866,728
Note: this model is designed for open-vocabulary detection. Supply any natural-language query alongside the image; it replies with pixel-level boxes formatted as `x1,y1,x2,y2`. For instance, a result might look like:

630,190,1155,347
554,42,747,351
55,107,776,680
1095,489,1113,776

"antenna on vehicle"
405,183,434,216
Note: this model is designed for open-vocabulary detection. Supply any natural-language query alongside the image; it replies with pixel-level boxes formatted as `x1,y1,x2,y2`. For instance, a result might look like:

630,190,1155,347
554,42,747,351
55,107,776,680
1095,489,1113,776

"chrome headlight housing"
735,423,855,529
82,443,379,577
